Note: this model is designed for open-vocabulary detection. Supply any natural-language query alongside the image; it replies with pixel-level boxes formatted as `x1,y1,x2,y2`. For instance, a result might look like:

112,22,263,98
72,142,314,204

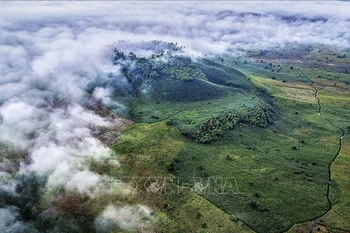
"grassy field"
128,60,273,143
234,50,350,232
111,95,340,232
111,122,254,233
107,52,350,233
298,68,350,233
170,74,340,232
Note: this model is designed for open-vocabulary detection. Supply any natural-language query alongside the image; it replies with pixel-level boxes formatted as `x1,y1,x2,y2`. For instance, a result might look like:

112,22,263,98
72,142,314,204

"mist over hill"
1,1,350,233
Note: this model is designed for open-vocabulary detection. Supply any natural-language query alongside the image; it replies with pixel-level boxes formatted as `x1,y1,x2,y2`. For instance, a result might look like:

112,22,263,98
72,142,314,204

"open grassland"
128,60,273,144
130,89,261,125
242,48,350,232
296,69,350,233
111,122,254,233
172,74,339,232
112,99,339,232
221,56,308,83
108,53,350,233
111,72,343,233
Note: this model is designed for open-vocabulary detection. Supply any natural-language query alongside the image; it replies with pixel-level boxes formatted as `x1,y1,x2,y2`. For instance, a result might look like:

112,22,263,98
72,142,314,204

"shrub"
230,215,239,222
166,119,175,125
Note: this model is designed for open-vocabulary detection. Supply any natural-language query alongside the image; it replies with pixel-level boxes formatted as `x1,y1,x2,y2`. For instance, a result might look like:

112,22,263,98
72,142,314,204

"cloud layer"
1,2,350,56
0,1,350,232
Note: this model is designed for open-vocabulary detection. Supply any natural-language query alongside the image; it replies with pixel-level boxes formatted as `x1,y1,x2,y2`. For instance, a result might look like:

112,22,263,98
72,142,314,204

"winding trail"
298,68,346,232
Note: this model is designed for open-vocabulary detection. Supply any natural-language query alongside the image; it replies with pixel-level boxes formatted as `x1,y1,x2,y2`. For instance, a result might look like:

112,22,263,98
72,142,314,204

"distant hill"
92,42,276,143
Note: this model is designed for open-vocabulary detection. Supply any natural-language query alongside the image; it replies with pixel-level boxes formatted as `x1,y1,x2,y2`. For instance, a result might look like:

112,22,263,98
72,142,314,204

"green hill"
107,47,275,143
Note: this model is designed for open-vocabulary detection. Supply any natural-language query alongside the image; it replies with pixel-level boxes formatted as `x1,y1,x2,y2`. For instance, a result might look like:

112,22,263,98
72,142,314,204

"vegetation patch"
192,104,276,143
107,46,350,232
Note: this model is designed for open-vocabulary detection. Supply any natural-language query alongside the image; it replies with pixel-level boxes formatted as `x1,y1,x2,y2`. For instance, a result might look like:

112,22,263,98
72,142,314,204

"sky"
0,1,350,232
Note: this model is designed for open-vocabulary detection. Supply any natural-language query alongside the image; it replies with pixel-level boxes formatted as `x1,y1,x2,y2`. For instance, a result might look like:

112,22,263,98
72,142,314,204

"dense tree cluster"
112,43,206,93
192,105,276,143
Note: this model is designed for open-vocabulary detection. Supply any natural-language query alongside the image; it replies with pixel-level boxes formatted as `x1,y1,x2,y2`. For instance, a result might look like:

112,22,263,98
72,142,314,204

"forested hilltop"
99,41,276,143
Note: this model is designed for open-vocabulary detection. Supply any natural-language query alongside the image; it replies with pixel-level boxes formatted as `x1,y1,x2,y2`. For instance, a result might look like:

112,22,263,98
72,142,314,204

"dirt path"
298,68,346,233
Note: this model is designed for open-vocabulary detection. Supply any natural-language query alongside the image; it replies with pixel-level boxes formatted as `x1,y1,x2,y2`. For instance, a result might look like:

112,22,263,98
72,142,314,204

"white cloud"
66,170,100,194
0,1,349,232
1,2,350,56
30,144,69,172
95,204,153,231
93,87,112,105
0,101,37,124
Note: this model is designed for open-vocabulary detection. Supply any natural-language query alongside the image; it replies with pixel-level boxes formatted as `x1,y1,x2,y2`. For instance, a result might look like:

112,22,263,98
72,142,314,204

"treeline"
192,105,276,143
112,43,206,93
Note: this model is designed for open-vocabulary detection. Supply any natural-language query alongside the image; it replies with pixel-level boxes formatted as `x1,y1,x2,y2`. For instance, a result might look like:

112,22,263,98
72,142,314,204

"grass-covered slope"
107,46,350,233
109,47,275,144
223,47,350,232
111,122,254,233
112,92,339,233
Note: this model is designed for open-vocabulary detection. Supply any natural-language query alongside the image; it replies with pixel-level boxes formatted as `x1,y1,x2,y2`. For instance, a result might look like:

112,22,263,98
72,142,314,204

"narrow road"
298,68,346,232
298,69,321,114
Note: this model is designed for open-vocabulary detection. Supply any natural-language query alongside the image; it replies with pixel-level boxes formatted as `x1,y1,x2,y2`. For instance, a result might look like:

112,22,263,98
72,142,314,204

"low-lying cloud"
0,1,349,232
95,204,153,232
1,2,350,56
